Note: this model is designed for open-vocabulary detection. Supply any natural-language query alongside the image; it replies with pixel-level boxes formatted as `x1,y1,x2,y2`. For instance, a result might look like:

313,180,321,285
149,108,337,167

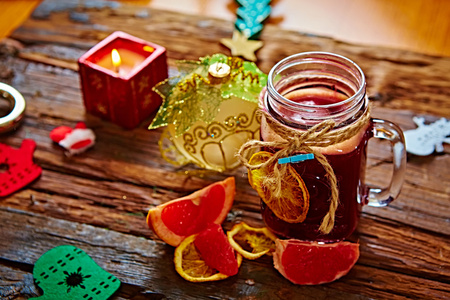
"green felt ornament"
31,245,120,300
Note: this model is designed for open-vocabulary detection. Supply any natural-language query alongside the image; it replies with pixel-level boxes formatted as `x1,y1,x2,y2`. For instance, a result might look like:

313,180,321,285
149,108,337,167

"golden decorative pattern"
162,107,260,172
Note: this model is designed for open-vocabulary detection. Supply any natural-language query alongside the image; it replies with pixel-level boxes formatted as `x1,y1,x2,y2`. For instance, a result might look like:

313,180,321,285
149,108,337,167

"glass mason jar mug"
258,52,406,242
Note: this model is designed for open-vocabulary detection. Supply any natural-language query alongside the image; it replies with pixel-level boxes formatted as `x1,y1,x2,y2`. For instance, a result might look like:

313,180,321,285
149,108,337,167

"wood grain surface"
0,0,449,299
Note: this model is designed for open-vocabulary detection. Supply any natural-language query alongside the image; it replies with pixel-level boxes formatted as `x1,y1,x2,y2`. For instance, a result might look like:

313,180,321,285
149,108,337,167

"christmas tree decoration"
235,0,271,39
149,53,267,172
221,0,271,61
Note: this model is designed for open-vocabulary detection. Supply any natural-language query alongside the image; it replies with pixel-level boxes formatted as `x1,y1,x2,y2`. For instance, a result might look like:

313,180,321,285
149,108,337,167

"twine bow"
238,106,371,234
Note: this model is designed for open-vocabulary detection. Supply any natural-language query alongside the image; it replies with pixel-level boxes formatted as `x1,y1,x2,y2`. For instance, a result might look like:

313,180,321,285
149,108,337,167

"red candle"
78,31,168,129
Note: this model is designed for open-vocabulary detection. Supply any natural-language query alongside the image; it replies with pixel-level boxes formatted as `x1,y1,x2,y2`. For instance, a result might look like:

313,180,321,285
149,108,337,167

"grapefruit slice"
194,223,239,276
147,177,235,246
273,239,359,285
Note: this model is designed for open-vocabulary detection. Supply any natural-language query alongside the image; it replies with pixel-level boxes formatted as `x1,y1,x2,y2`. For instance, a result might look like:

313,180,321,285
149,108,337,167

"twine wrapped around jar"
237,106,371,234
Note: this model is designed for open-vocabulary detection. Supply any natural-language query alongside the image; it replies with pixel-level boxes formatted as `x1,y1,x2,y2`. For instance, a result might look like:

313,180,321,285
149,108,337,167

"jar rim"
267,51,366,109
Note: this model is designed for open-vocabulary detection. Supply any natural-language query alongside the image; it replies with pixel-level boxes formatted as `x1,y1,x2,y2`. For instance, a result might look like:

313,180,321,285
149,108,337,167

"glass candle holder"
152,54,266,172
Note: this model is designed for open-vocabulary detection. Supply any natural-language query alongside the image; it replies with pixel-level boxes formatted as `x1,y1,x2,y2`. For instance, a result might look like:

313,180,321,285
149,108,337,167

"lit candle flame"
111,49,121,72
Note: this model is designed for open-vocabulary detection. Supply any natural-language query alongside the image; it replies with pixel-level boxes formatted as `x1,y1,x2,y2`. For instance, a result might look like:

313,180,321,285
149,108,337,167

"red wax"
261,93,372,242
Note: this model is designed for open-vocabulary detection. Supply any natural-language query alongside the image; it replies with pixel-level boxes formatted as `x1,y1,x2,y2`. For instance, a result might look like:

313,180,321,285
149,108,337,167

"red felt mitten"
0,139,42,197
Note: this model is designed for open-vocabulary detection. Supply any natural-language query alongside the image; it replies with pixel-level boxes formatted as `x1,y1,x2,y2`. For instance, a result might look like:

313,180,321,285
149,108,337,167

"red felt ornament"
0,139,42,197
50,122,95,155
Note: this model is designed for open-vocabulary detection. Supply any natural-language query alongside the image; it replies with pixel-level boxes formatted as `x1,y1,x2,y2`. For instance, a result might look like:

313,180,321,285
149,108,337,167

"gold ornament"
220,30,263,62
149,54,267,172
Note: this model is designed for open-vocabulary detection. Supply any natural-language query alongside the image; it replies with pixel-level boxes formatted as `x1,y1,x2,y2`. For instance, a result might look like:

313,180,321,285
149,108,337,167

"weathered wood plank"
0,265,39,300
1,208,449,299
0,1,449,299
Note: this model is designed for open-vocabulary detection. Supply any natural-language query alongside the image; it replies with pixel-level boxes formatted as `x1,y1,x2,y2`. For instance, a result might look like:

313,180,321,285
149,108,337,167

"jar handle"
366,118,407,207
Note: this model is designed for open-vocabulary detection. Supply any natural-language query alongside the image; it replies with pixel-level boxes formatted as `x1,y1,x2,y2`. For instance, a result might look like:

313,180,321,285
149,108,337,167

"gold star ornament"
220,30,263,62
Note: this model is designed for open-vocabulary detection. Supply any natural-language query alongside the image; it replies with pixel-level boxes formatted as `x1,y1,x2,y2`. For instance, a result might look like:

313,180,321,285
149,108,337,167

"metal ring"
0,82,26,133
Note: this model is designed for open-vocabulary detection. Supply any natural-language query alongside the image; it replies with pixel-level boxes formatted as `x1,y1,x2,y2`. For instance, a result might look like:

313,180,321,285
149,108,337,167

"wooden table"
0,1,449,299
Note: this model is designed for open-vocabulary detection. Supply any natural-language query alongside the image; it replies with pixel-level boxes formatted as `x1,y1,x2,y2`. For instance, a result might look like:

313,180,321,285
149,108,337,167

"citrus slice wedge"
274,239,360,285
248,151,310,223
147,177,235,246
174,234,243,282
227,222,277,260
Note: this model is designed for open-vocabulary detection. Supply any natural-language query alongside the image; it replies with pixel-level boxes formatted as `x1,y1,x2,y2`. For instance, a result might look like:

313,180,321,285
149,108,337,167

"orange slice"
227,222,278,260
174,234,243,282
248,151,310,223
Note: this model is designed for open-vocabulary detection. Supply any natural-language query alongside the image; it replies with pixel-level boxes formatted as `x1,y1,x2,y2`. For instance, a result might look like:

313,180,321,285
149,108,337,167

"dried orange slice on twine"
174,234,243,282
248,151,310,223
227,222,277,260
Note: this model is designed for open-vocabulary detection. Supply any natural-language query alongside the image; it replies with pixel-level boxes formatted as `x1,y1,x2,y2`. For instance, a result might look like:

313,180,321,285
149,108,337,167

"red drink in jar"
259,52,406,242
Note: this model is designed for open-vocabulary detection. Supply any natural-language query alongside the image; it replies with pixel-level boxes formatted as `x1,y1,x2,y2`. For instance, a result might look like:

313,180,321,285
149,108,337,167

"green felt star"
220,30,263,61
